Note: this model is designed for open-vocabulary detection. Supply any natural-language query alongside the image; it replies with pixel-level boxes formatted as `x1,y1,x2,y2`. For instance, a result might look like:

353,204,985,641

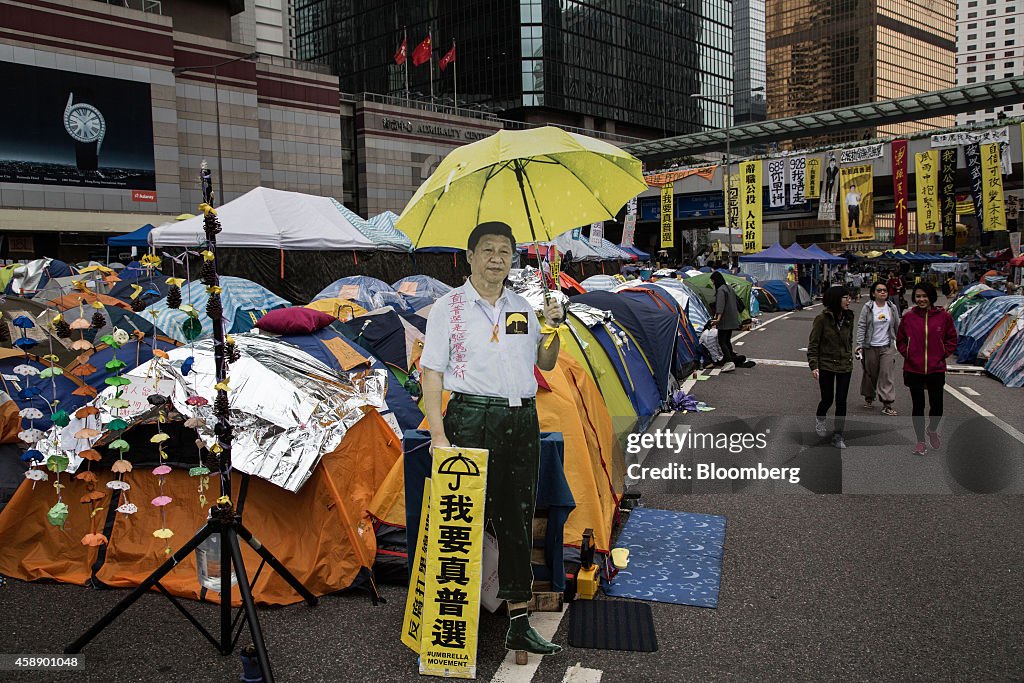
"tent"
338,309,425,373
148,187,416,303
146,276,289,343
579,275,623,291
391,275,451,311
955,296,1024,364
620,245,650,260
977,308,1024,363
738,242,802,263
4,259,77,297
806,244,848,264
678,272,755,324
107,223,155,248
304,297,368,321
632,280,711,333
759,280,799,310
985,320,1024,387
313,276,413,314
784,243,819,262
754,285,781,312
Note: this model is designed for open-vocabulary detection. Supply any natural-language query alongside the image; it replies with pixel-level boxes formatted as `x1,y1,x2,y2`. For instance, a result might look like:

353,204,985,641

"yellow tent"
305,297,368,321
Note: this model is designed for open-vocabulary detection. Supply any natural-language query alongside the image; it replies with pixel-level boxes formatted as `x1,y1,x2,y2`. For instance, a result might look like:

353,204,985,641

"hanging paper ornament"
181,317,202,342
200,259,216,284
12,315,34,329
17,386,42,400
37,367,63,379
19,407,44,420
105,397,129,409
80,491,105,504
181,356,195,376
206,294,222,321
75,471,98,484
152,528,174,539
50,409,70,427
214,393,229,417
13,364,39,377
75,406,100,419
21,449,44,463
25,469,48,481
186,395,209,407
116,502,138,515
109,438,131,453
46,501,69,527
111,459,133,474
46,454,69,473
13,337,38,350
106,480,130,491
81,533,108,547
18,428,43,443
106,417,128,431
112,328,130,346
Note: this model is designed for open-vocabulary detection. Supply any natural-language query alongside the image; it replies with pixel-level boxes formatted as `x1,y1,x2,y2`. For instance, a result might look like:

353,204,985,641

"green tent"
681,273,753,324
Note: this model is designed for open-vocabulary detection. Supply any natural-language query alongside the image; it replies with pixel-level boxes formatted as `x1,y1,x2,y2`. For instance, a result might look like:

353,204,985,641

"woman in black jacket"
807,286,855,449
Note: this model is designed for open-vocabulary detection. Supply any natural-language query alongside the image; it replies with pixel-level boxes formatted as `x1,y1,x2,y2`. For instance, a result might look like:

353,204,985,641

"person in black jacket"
807,286,855,449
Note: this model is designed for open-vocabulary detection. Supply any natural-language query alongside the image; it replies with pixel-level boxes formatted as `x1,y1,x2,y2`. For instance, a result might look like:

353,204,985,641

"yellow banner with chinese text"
839,164,875,242
915,151,940,234
805,157,821,199
739,160,762,253
980,142,1007,232
660,183,674,248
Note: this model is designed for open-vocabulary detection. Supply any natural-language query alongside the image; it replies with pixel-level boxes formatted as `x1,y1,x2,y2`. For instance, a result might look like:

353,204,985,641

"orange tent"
48,292,131,311
0,409,401,606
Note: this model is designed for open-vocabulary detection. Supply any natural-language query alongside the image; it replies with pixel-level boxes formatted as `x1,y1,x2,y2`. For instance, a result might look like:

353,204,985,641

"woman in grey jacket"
855,280,901,416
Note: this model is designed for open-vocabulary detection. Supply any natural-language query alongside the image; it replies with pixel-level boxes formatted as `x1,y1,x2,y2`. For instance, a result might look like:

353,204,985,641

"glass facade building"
766,0,955,144
733,0,767,124
294,0,736,137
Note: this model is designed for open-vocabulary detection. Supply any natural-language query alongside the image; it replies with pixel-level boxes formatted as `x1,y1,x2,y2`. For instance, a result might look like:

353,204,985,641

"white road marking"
562,663,603,682
734,341,745,346
491,611,567,682
748,358,810,368
960,386,980,396
709,368,722,376
944,384,1024,444
798,347,808,352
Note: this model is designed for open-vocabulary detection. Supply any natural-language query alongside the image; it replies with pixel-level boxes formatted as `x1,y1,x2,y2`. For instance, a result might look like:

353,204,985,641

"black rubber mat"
568,600,658,652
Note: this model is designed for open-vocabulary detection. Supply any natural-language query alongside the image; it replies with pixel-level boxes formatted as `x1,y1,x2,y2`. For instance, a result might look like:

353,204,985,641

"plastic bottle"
195,533,237,592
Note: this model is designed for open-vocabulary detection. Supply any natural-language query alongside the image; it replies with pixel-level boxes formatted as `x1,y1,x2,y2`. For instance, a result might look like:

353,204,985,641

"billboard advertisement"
0,61,155,190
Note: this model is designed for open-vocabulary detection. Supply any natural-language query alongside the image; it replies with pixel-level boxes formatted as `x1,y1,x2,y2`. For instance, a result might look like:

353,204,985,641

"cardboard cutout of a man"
420,221,564,656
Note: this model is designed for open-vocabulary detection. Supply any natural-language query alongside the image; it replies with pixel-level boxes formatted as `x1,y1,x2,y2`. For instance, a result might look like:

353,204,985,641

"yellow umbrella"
396,126,647,248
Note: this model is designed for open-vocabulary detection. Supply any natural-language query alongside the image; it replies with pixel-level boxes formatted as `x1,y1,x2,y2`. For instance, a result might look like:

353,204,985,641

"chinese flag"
439,43,456,71
412,35,432,66
394,37,407,65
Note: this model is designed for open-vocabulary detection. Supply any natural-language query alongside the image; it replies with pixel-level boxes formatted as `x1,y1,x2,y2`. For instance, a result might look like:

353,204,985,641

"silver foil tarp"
508,267,570,314
76,333,387,493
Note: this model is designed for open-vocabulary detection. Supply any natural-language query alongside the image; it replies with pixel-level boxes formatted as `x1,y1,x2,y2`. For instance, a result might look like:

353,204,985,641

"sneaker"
815,417,828,437
881,405,897,416
927,430,941,450
738,360,757,368
913,442,927,456
721,361,736,372
863,399,874,409
832,433,847,449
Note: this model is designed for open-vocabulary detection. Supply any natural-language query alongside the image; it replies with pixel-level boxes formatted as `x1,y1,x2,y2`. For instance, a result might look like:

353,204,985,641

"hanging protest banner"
660,183,674,248
767,159,786,208
965,143,985,232
840,143,884,164
621,197,637,248
980,142,1007,232
915,151,940,234
939,148,958,252
891,140,909,247
805,157,821,199
817,154,840,220
418,447,488,679
402,480,432,653
839,164,874,241
932,127,1012,175
789,156,806,205
739,160,762,253
589,222,604,246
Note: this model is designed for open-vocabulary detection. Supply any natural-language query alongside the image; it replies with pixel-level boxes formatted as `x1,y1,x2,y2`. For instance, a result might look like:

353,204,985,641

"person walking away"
896,282,958,456
808,286,855,448
421,221,564,655
856,281,901,416
887,271,905,313
710,271,741,372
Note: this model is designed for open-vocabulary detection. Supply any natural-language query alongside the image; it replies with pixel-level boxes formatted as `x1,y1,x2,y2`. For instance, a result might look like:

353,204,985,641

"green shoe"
505,624,562,655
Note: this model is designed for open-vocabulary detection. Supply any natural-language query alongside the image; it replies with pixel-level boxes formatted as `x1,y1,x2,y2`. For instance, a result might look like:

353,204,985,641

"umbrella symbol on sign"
437,453,481,491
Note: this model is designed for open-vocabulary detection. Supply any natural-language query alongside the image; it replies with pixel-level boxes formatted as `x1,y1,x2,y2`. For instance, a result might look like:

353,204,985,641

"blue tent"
620,246,651,260
107,272,170,307
760,280,798,310
107,224,155,247
784,243,818,262
739,243,801,263
147,276,289,343
955,296,1024,363
806,244,847,264
313,275,413,313
391,275,451,311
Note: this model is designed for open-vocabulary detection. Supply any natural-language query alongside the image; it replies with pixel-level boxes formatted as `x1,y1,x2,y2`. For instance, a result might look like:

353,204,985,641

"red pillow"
255,307,335,335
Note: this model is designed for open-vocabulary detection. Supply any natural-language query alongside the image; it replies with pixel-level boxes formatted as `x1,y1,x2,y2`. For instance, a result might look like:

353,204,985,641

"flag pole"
452,39,457,110
404,27,409,104
429,28,435,107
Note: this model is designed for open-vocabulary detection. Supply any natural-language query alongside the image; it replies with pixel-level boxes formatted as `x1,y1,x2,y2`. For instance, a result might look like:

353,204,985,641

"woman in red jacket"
896,282,959,456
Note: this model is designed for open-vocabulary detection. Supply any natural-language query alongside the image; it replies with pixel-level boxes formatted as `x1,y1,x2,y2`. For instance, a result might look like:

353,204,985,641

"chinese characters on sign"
589,222,604,247
939,148,958,251
660,183,674,248
620,197,637,249
767,159,786,208
839,144,884,164
838,164,875,242
449,293,467,382
739,160,762,254
914,150,940,234
965,143,985,232
789,157,806,205
804,157,820,199
979,142,1007,232
417,447,488,679
891,141,909,248
402,480,432,653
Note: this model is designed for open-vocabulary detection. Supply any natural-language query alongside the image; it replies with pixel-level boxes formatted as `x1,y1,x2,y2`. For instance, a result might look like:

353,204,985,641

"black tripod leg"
227,527,274,683
235,523,319,606
65,523,214,654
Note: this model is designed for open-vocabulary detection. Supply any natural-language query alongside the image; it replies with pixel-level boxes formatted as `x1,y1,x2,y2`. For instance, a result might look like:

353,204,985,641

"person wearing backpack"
807,286,855,449
710,271,742,372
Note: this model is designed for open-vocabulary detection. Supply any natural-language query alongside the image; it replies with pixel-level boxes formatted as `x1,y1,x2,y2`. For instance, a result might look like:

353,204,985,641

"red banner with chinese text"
891,140,908,247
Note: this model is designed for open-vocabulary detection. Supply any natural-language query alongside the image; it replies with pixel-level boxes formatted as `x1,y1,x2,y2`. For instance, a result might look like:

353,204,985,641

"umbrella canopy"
396,126,646,248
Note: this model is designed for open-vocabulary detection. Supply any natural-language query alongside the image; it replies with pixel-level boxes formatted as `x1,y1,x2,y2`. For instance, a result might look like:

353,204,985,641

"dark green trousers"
443,394,540,603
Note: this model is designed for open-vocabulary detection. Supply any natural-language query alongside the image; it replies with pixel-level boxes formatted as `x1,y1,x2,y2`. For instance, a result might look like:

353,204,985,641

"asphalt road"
1,300,1021,682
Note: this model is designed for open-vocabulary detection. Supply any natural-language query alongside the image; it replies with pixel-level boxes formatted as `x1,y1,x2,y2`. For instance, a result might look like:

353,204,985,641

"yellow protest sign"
418,446,488,679
739,160,762,254
805,157,821,199
839,164,875,242
915,151,940,234
980,142,1007,232
660,183,674,248
549,247,561,285
401,480,432,653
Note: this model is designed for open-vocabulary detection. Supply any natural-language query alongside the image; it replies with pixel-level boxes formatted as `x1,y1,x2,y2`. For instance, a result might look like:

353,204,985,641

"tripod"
65,481,318,683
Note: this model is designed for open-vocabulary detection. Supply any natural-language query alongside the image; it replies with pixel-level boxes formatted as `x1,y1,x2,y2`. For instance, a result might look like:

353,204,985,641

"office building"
766,0,956,144
734,0,767,124
957,0,1023,124
293,0,734,138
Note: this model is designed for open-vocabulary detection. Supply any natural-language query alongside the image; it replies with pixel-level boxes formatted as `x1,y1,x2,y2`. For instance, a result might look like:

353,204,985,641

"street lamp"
172,52,259,205
691,86,764,263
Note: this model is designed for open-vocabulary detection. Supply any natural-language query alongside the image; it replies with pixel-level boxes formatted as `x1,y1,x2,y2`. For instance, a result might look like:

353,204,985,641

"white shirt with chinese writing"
420,280,541,402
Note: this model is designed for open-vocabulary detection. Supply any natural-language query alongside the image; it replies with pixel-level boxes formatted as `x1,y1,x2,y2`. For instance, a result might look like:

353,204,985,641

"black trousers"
817,370,852,434
443,395,540,603
904,372,945,441
718,328,736,363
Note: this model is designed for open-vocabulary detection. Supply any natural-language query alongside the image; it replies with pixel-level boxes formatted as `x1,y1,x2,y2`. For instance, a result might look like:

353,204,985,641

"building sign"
788,156,806,205
0,61,155,190
891,141,909,247
839,144,884,164
131,190,157,202
740,160,762,253
379,116,494,142
660,183,674,248
416,447,488,679
767,159,786,208
839,164,875,242
915,151,940,234
980,142,1007,232
939,148,958,252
